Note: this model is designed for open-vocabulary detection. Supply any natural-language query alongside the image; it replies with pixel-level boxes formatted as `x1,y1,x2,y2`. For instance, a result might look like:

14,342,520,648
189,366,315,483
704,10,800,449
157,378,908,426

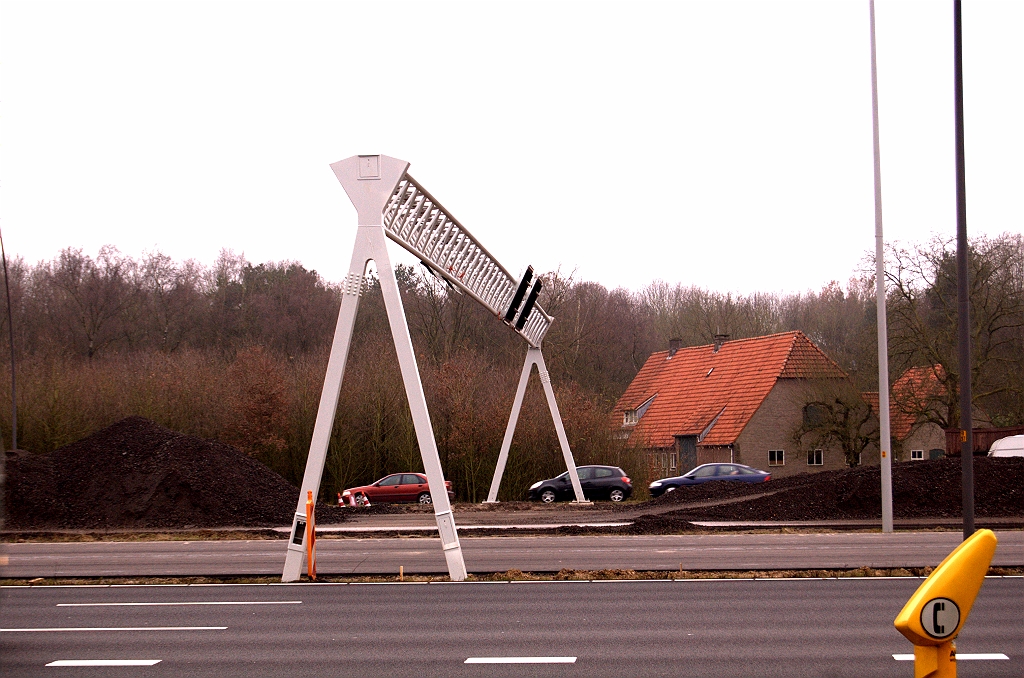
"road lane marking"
46,660,162,666
465,657,577,664
57,601,301,607
2,627,226,632
893,654,1008,661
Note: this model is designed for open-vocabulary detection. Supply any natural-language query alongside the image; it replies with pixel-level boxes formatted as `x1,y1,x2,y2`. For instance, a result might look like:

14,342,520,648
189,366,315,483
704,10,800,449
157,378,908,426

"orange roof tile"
613,331,847,449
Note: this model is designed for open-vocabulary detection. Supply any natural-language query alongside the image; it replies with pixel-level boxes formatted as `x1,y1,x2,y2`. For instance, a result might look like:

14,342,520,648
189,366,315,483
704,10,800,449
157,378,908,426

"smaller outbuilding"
862,365,948,463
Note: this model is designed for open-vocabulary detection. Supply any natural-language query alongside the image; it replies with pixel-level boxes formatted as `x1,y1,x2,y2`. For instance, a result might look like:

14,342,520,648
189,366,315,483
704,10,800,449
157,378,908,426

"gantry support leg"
284,154,466,582
485,346,586,503
282,229,370,583
372,226,467,581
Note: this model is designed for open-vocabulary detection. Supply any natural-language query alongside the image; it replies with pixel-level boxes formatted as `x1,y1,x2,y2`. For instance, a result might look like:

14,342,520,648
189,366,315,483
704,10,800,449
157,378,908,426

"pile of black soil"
658,457,1024,521
3,417,326,529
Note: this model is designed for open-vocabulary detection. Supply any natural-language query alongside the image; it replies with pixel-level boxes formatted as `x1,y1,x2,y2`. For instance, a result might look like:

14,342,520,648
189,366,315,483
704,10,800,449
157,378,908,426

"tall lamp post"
869,0,893,534
953,0,974,540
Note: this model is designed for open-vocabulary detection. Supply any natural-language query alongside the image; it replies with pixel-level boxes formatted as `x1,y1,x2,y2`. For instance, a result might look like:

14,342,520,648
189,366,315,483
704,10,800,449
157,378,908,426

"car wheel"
609,488,625,502
665,486,676,493
418,492,433,505
540,489,557,503
355,494,368,506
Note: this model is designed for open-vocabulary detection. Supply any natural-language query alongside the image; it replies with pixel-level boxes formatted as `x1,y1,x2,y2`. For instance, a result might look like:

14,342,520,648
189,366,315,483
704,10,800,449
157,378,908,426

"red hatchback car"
341,473,455,506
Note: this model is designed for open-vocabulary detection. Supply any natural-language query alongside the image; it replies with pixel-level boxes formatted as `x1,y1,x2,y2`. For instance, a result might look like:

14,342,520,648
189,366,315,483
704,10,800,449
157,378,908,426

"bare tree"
792,380,879,467
43,247,138,359
885,234,1024,428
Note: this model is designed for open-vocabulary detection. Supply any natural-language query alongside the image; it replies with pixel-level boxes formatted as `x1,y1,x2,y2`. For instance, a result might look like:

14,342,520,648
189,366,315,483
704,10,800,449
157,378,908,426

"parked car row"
340,462,770,505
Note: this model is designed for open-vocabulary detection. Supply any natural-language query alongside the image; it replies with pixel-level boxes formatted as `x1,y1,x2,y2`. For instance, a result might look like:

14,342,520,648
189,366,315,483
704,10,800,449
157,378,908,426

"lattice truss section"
382,174,552,347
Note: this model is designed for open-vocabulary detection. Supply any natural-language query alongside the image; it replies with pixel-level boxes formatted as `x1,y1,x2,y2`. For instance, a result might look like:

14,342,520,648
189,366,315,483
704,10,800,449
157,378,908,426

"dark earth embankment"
3,417,322,529
3,417,1023,532
648,456,1024,521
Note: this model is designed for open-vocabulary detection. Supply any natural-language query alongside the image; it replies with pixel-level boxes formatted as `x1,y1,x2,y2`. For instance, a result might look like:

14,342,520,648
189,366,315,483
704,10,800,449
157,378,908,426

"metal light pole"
953,0,974,540
869,0,893,534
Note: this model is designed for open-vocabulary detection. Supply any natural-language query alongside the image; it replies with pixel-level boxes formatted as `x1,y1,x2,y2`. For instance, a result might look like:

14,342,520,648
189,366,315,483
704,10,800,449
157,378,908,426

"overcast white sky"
1,1,1021,296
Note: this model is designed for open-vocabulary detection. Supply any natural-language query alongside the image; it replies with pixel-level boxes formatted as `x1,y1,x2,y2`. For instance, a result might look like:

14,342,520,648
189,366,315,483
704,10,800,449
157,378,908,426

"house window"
661,452,668,470
911,449,924,461
768,450,784,466
807,449,823,466
670,453,677,472
624,394,657,427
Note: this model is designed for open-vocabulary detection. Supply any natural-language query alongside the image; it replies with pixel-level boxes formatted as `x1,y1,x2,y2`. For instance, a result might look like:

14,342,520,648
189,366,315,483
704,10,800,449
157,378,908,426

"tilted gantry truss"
283,155,585,584
382,174,552,348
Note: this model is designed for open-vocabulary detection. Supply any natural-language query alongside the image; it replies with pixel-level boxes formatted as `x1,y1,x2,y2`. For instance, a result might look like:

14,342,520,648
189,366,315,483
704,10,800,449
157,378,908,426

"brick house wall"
647,447,677,480
734,379,851,477
900,423,946,461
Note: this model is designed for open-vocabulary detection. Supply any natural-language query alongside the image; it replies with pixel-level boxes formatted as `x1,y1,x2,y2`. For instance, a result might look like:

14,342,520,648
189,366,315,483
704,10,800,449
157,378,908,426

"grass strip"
3,566,1021,586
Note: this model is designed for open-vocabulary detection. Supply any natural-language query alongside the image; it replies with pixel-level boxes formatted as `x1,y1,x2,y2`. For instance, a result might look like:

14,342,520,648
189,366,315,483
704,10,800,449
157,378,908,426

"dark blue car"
648,463,770,497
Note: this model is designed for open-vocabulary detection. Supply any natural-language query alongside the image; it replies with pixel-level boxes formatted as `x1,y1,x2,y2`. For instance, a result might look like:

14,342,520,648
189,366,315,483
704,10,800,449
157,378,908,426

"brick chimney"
668,338,682,357
713,334,729,353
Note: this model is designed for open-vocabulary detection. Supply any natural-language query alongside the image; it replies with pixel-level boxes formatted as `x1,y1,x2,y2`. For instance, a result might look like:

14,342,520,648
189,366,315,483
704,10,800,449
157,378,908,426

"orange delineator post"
305,490,316,581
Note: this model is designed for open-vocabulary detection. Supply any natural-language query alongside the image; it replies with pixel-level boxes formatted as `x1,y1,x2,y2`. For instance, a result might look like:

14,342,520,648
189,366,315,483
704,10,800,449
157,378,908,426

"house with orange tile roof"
612,331,857,479
863,365,950,462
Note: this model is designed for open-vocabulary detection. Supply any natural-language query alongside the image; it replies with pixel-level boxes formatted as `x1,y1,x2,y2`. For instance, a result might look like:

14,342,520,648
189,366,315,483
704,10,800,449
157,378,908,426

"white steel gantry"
282,155,584,583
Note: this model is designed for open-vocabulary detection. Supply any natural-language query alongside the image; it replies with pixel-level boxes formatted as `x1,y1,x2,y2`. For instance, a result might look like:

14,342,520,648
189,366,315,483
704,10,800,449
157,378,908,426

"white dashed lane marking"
2,626,226,632
57,601,301,607
893,653,1009,661
465,657,577,664
46,660,162,667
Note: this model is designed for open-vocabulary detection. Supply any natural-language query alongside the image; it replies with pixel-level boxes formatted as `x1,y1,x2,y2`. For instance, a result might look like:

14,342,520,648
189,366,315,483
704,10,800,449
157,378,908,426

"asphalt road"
1,578,1020,677
2,531,1023,578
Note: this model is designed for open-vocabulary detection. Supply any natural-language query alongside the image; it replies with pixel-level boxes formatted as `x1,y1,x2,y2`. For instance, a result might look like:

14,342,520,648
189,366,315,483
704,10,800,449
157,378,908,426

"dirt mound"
3,417,309,529
660,457,1024,521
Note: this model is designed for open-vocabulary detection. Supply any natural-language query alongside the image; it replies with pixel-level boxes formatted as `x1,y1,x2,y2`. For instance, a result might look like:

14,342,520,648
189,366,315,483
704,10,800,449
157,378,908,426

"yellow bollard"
893,529,997,678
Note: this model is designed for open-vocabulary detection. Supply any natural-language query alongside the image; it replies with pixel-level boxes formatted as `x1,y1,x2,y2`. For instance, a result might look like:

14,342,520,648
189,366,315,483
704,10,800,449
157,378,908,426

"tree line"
0,233,1020,500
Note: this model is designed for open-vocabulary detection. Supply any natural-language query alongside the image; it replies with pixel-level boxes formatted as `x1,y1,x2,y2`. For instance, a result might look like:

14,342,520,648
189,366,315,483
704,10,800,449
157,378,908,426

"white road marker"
46,660,161,667
3,627,226,632
465,657,577,664
893,654,1008,661
57,601,301,607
